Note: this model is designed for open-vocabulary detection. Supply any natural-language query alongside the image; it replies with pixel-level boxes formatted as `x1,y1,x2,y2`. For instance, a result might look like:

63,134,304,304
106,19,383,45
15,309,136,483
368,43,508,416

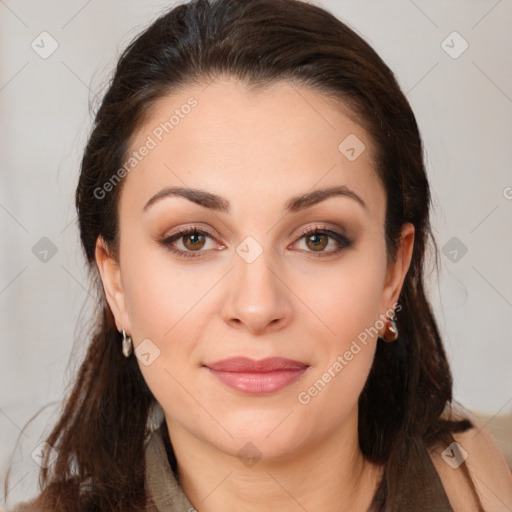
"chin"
206,409,313,460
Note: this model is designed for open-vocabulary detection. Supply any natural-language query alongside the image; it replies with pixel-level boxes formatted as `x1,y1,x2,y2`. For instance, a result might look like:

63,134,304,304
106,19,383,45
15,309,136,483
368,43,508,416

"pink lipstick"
204,357,309,395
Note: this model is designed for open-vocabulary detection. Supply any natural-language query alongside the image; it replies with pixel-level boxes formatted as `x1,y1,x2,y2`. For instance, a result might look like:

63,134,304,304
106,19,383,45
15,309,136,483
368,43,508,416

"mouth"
203,357,310,395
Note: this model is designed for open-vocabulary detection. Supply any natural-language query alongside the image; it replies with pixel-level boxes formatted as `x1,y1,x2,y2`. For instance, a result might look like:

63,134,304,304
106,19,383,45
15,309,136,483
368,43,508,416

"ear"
95,236,130,333
380,222,415,312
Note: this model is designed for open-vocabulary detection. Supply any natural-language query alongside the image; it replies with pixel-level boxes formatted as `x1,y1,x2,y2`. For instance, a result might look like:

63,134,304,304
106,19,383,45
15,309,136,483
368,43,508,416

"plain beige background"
1,0,511,506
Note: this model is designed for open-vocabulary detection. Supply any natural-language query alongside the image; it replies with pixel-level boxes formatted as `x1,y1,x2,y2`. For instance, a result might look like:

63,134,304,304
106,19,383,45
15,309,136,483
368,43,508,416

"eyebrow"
143,185,366,213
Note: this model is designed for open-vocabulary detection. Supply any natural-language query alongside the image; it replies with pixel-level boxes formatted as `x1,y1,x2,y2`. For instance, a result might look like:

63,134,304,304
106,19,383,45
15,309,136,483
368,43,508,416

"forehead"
121,78,385,222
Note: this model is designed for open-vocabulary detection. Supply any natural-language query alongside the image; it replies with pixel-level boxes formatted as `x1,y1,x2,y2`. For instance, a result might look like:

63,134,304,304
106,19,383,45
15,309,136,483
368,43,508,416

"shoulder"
429,401,512,512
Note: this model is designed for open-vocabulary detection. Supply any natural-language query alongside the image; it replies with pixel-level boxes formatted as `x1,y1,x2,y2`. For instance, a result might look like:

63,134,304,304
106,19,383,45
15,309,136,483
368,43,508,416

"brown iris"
183,233,206,251
306,233,328,251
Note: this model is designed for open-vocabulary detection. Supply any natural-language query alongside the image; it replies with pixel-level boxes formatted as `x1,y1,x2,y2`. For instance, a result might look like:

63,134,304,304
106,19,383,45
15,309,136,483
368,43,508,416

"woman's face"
96,78,413,461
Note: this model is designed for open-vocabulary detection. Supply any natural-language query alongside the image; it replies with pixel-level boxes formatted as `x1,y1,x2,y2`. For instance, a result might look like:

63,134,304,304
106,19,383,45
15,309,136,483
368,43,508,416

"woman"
6,0,512,510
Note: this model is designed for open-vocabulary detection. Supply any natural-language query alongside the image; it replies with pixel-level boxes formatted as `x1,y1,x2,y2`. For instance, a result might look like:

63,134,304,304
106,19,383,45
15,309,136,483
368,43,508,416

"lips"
204,357,309,394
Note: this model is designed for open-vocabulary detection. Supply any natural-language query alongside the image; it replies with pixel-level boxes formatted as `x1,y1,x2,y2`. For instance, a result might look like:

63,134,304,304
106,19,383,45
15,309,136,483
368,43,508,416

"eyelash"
159,225,352,259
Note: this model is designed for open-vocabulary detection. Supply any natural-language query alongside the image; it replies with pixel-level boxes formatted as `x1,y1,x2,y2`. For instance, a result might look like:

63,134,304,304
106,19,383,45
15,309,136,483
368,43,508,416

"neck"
166,410,383,512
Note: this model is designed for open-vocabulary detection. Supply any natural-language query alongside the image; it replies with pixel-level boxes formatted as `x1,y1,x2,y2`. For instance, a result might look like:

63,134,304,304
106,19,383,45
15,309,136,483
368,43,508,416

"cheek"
121,239,220,344
121,250,218,427
291,241,387,348
119,243,226,408
292,244,386,413
293,271,383,430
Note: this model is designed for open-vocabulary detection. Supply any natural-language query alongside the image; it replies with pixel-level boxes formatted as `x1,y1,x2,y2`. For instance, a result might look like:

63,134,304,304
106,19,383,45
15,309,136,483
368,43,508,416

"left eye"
292,228,352,256
160,227,351,258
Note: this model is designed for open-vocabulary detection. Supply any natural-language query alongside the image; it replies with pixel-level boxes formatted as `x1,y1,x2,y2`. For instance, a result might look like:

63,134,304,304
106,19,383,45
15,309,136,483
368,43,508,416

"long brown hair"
6,0,480,509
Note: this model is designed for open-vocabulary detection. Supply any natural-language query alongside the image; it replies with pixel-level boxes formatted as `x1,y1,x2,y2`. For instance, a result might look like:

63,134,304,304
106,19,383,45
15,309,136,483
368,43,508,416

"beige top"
144,425,195,511
10,425,455,511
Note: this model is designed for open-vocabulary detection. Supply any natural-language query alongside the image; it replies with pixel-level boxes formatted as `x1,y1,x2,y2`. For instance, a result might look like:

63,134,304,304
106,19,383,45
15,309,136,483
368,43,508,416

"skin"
96,77,418,511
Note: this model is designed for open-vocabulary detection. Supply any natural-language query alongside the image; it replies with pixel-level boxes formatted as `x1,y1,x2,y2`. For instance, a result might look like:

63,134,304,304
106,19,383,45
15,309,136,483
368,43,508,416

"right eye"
160,227,224,258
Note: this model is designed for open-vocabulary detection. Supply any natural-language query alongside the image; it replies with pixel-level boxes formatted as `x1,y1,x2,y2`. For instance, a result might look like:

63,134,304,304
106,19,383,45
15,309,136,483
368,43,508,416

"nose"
220,244,293,335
